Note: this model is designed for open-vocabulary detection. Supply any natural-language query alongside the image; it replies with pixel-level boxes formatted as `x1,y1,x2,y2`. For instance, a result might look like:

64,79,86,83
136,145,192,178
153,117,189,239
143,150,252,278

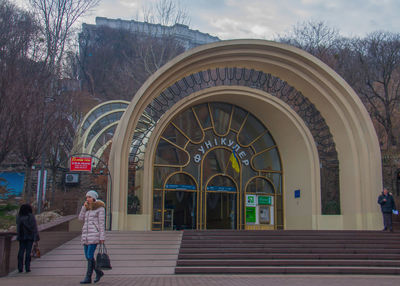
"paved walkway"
14,231,182,276
2,274,400,286
2,231,400,285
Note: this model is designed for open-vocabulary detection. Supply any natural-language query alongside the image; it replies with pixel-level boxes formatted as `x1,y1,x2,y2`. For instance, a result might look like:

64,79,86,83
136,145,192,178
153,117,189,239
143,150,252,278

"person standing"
79,190,106,284
378,187,397,232
16,204,40,273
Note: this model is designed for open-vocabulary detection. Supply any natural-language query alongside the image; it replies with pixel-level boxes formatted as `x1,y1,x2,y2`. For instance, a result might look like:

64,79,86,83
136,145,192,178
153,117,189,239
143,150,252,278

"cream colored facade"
108,40,382,231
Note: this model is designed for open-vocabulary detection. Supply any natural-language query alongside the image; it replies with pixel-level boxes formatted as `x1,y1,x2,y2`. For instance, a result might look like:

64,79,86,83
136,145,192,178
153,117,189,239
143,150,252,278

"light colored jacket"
79,200,106,245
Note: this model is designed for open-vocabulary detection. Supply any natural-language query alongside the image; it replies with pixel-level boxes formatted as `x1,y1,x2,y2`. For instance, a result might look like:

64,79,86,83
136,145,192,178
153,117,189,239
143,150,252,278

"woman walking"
16,204,40,273
79,190,106,284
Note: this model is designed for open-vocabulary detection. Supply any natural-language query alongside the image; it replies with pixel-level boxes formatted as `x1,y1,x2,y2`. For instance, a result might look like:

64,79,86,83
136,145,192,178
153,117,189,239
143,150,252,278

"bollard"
0,232,16,277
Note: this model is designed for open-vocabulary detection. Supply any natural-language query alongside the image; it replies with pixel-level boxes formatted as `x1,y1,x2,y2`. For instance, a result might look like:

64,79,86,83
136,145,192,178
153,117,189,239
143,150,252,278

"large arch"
109,40,382,231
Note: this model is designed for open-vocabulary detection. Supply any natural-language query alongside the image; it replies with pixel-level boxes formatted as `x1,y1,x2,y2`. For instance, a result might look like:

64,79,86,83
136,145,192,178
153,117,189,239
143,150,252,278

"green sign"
246,207,256,223
246,195,257,206
258,196,272,205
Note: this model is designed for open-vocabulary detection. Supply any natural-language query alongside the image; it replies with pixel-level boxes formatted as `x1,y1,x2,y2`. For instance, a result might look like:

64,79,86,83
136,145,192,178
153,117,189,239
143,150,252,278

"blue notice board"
294,189,301,198
207,186,236,192
165,184,196,190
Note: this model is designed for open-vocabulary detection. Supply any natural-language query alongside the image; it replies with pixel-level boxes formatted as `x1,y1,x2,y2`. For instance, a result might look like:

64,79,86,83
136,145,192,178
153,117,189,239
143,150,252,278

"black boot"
80,259,94,284
94,259,104,283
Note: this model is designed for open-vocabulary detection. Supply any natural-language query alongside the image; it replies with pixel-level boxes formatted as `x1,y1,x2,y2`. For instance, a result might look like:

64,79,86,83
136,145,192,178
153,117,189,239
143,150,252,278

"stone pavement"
1,274,400,286
2,231,400,285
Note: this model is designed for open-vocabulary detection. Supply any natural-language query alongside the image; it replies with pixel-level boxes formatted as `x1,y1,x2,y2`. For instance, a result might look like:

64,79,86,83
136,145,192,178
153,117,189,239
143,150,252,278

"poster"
259,206,270,224
246,207,256,223
0,172,25,198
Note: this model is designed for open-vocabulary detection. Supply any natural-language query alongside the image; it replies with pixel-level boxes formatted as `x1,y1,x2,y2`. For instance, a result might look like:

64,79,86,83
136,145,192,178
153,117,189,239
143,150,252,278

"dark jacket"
378,192,397,214
16,213,40,242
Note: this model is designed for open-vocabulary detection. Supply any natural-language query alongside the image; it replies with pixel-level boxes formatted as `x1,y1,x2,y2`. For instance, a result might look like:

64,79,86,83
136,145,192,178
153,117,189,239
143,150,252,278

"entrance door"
206,192,237,229
203,171,239,230
164,190,196,230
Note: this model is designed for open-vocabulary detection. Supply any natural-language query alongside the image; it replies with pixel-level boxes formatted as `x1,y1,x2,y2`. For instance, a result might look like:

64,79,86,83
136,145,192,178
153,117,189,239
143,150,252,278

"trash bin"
0,232,16,277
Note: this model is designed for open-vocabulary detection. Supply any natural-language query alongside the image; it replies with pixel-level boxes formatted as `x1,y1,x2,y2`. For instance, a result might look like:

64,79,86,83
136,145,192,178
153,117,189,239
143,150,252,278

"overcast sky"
17,0,400,40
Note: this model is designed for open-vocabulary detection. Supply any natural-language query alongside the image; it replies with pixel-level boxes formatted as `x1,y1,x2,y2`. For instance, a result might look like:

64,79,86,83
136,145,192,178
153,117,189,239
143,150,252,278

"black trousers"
17,240,34,272
383,212,393,230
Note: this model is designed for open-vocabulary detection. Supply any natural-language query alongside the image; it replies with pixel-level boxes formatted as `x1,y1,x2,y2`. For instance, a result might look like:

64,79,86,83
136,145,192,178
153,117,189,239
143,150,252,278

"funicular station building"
106,40,382,232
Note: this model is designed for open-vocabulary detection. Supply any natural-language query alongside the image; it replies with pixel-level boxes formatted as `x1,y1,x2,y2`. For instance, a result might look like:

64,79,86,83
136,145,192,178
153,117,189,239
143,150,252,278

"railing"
1,215,81,276
0,232,16,277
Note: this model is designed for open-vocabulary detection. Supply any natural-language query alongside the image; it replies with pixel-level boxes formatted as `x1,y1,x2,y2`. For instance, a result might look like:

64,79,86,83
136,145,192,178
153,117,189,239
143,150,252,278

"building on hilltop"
81,17,220,51
78,17,220,102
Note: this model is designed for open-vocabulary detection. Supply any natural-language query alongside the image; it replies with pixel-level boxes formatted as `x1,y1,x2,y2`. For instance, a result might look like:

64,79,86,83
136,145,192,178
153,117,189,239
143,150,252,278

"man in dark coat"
378,187,397,232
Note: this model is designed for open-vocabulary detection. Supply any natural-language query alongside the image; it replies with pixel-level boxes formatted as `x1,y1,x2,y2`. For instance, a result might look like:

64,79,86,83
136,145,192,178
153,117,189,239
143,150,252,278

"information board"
258,196,272,205
70,157,92,172
246,207,256,223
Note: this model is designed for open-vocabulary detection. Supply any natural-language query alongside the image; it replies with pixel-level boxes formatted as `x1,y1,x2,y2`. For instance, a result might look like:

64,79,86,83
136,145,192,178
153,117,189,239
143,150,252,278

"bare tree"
0,0,39,165
78,0,188,101
13,60,55,199
29,0,100,76
352,32,400,148
11,0,100,206
46,103,75,202
277,20,341,67
142,0,189,27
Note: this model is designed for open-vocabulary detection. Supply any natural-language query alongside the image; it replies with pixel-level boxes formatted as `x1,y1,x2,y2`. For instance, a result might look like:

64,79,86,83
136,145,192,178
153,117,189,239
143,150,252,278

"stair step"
175,266,400,275
179,248,400,254
177,259,400,267
178,253,400,260
176,230,400,275
181,243,400,249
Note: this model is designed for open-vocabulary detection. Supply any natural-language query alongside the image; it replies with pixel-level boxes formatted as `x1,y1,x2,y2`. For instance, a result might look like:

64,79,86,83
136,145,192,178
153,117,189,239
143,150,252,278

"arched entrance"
152,102,283,230
109,40,382,231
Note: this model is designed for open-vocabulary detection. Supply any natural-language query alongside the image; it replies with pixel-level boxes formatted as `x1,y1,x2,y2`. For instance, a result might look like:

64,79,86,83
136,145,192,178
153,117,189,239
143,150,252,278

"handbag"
96,243,112,270
31,242,41,258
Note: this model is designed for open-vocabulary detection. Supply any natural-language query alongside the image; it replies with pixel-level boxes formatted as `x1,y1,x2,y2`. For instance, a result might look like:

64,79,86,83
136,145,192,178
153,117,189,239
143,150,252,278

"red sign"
70,157,92,172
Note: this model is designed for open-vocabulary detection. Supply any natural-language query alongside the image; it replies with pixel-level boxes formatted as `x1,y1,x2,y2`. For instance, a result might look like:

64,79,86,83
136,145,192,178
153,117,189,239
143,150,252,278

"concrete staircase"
27,231,182,276
175,230,400,275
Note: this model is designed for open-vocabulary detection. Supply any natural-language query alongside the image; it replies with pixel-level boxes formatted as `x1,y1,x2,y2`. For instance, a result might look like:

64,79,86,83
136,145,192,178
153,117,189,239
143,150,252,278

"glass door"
203,172,239,229
163,190,197,230
206,192,237,229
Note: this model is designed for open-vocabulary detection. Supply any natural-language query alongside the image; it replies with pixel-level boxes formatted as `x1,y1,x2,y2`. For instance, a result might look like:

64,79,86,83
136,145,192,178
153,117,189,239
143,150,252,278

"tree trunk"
23,165,33,202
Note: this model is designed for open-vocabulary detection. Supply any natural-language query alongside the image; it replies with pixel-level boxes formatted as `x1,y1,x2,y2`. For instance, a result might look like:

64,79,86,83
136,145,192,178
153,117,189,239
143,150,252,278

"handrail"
11,215,78,241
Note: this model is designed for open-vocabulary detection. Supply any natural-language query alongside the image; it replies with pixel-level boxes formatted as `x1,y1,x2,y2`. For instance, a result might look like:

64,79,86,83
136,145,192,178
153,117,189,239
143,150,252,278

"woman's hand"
84,201,89,208
100,240,104,244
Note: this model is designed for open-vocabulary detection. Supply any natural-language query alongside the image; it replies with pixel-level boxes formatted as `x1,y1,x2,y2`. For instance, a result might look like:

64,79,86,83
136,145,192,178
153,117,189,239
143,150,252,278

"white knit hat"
86,190,98,200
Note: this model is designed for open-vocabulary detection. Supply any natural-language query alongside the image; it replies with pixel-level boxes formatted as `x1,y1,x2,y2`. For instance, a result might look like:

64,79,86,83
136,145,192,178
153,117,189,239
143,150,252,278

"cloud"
18,0,399,40
187,0,400,39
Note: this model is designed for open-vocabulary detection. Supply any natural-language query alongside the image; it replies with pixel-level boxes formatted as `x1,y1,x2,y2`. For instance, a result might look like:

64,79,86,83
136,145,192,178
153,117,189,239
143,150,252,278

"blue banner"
207,186,236,192
165,184,196,190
